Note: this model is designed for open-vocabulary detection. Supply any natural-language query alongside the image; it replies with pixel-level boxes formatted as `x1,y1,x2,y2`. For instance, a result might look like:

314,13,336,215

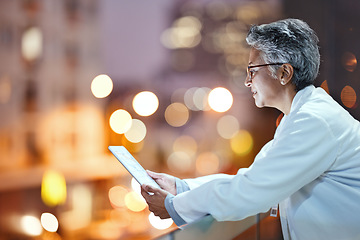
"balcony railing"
155,212,275,240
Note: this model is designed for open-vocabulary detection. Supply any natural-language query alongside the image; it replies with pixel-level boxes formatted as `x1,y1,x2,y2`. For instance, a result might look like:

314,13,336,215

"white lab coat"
172,85,360,240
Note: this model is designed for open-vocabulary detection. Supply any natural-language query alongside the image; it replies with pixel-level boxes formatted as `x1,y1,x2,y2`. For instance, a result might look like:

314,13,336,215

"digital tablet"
108,146,160,189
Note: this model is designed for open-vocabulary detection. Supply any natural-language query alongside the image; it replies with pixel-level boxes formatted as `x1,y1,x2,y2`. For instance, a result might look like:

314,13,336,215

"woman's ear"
279,63,294,85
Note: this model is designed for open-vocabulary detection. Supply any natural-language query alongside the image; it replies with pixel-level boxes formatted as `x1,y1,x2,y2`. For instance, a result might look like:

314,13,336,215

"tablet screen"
108,146,160,189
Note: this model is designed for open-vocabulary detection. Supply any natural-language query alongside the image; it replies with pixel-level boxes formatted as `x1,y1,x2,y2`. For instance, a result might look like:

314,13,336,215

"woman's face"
245,48,283,109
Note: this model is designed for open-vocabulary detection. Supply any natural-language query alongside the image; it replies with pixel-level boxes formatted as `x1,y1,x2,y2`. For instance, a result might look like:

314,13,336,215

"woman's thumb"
142,184,153,192
146,170,158,178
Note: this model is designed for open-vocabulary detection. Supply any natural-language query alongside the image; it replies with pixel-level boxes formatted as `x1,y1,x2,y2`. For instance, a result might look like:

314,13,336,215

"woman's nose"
244,75,251,87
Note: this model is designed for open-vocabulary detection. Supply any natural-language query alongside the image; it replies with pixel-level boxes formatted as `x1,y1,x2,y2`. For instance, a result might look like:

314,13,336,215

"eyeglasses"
247,63,286,81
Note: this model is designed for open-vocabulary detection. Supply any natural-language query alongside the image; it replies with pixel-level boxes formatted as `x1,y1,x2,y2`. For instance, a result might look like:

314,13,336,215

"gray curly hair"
246,18,320,91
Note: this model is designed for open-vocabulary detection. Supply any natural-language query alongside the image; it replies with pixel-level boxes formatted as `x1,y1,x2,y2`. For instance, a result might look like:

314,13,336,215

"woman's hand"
141,184,170,219
146,170,177,196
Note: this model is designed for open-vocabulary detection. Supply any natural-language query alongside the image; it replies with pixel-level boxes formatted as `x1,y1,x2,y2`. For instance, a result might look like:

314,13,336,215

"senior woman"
141,19,360,239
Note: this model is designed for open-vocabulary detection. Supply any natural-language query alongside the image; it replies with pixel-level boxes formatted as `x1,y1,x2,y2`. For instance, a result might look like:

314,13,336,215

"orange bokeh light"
341,85,357,109
108,186,128,209
320,80,330,94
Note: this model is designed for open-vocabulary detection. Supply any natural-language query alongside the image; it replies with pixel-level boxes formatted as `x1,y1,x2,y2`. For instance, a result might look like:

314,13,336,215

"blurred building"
0,0,358,239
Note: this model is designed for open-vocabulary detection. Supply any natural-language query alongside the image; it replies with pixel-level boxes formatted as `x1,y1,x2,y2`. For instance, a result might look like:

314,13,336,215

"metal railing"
155,212,269,240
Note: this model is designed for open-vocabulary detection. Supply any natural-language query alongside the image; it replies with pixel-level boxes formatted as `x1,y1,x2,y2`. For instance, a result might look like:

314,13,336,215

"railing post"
256,213,260,240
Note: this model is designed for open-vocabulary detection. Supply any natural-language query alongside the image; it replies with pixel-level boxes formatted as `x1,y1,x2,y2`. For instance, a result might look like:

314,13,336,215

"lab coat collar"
288,85,315,115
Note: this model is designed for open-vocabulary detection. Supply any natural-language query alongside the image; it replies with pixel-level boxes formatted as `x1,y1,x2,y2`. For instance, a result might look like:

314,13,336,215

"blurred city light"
230,130,253,156
21,27,42,61
173,135,197,157
108,185,128,208
120,137,144,153
208,87,233,112
125,119,147,143
61,184,92,231
40,212,59,232
148,212,174,230
167,151,193,173
165,102,190,127
205,1,232,21
109,109,132,134
131,177,141,195
0,75,11,104
341,85,357,108
195,152,220,175
160,16,202,49
235,4,261,24
217,115,240,139
132,91,159,116
193,87,211,111
41,170,67,207
184,87,211,111
91,74,113,98
124,192,147,212
184,87,198,111
21,215,43,236
341,51,357,72
175,16,202,30
320,80,330,94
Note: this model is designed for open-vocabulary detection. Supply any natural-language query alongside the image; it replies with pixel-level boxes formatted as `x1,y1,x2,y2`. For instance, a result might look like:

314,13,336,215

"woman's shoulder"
296,86,344,118
294,86,359,135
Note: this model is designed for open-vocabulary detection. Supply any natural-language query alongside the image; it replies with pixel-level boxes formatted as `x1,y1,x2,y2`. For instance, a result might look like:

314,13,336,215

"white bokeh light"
21,215,43,236
91,74,113,98
131,177,141,195
40,212,59,232
124,119,147,143
132,91,159,116
208,87,233,112
217,115,239,139
148,212,173,230
22,27,42,61
109,109,132,134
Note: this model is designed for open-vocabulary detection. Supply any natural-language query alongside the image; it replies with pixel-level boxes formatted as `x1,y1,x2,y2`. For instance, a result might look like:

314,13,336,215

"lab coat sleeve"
164,194,187,226
172,111,339,223
184,173,235,190
175,177,190,194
